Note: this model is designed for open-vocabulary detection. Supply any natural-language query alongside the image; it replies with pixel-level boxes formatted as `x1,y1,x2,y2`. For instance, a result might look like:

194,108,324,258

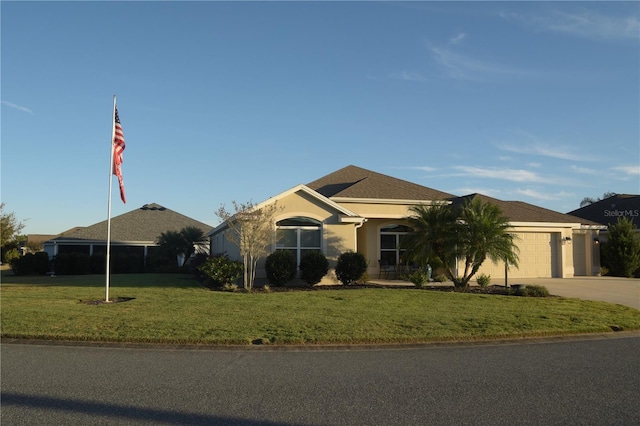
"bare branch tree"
216,201,282,290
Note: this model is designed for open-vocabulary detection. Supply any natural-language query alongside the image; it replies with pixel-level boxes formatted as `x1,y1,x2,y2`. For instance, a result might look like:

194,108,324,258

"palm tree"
180,226,208,262
403,199,519,289
455,199,519,288
156,230,187,264
403,202,457,269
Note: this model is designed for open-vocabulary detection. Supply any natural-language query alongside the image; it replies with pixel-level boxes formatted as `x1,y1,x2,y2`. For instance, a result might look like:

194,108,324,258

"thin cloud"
611,165,640,176
1,100,33,114
427,43,529,81
496,130,596,162
388,71,426,82
393,166,437,173
501,9,640,41
454,166,552,183
570,165,598,175
455,187,503,198
515,188,574,201
449,32,466,45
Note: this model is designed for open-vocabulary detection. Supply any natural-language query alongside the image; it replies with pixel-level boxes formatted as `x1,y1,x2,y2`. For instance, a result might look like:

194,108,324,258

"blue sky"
2,1,639,235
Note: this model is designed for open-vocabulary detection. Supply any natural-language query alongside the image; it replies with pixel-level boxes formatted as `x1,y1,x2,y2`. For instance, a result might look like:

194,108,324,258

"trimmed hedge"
335,251,367,285
299,251,329,285
265,250,297,286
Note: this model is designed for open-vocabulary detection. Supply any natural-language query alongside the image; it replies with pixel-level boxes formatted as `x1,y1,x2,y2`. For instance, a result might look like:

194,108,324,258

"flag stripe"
113,106,126,203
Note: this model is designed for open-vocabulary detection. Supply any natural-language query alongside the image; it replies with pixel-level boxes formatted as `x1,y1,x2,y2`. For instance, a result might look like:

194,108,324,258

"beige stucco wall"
358,217,412,279
209,189,359,285
336,201,418,219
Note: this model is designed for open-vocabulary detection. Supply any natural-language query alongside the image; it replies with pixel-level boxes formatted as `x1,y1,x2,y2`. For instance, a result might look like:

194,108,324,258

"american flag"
113,106,126,203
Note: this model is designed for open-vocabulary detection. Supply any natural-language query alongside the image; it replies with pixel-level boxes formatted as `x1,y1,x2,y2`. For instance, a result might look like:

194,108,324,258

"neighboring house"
209,165,604,284
43,203,213,268
567,194,640,229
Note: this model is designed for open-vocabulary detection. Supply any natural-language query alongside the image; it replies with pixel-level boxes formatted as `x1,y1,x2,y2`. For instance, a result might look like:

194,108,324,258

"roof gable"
307,165,455,201
52,203,213,243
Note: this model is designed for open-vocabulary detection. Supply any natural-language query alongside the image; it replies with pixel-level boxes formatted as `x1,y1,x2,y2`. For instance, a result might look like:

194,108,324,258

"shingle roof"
307,165,455,201
51,203,213,243
450,194,602,225
567,194,640,227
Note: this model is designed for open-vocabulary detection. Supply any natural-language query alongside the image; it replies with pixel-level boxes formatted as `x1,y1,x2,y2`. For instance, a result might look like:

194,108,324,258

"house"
43,203,213,269
209,165,604,284
567,194,640,229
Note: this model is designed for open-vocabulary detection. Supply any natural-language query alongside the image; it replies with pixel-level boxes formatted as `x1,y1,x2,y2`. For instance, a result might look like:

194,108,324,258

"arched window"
380,224,412,266
276,217,322,266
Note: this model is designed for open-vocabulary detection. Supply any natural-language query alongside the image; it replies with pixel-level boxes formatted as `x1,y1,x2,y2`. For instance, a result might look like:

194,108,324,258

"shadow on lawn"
1,272,200,288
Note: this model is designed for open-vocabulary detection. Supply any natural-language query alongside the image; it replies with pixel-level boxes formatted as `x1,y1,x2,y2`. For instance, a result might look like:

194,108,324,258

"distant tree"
156,226,208,267
1,203,26,263
180,226,208,261
403,199,519,289
601,217,640,278
216,201,282,290
580,192,616,208
156,230,187,265
25,240,44,254
1,203,25,247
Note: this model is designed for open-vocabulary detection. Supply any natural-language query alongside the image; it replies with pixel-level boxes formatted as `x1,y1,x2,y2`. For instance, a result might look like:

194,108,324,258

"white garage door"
476,232,556,279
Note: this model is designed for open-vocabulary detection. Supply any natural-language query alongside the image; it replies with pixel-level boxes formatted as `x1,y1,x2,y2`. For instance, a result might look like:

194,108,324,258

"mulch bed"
203,282,513,295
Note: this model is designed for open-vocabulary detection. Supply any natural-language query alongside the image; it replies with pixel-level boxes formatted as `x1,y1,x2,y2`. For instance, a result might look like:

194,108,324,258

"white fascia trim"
331,197,452,206
45,239,156,245
509,222,584,229
208,222,228,237
359,214,411,220
339,216,367,224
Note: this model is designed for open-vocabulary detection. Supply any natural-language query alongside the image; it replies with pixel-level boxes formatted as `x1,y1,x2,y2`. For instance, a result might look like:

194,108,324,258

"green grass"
2,273,639,345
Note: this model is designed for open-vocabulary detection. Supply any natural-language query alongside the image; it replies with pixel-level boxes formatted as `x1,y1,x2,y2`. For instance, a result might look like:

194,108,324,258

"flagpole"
105,95,117,302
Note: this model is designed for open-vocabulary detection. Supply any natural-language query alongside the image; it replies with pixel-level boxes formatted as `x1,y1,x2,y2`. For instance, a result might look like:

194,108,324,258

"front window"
276,217,322,266
380,224,412,266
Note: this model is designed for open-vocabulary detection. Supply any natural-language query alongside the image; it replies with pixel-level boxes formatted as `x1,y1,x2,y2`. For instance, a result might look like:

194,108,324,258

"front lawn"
2,273,639,345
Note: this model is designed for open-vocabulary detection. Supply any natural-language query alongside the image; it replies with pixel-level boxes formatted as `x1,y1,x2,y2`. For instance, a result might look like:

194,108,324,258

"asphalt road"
2,334,639,425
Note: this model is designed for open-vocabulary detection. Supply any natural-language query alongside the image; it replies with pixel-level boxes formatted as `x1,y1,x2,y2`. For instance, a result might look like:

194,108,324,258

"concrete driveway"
518,276,640,310
369,276,640,310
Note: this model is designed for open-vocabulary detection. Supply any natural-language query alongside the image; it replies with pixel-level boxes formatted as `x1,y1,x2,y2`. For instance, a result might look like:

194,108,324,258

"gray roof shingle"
307,165,455,201
52,203,213,243
450,194,602,225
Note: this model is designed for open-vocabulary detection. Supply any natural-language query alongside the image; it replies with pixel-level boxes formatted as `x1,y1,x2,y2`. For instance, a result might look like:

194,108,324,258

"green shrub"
221,283,239,292
198,254,243,286
10,252,50,275
601,218,640,278
335,251,367,285
54,252,91,275
90,253,106,274
476,273,491,287
112,253,144,274
189,253,210,277
299,250,329,285
265,250,297,286
408,270,427,287
4,248,20,264
523,285,550,297
433,273,448,283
